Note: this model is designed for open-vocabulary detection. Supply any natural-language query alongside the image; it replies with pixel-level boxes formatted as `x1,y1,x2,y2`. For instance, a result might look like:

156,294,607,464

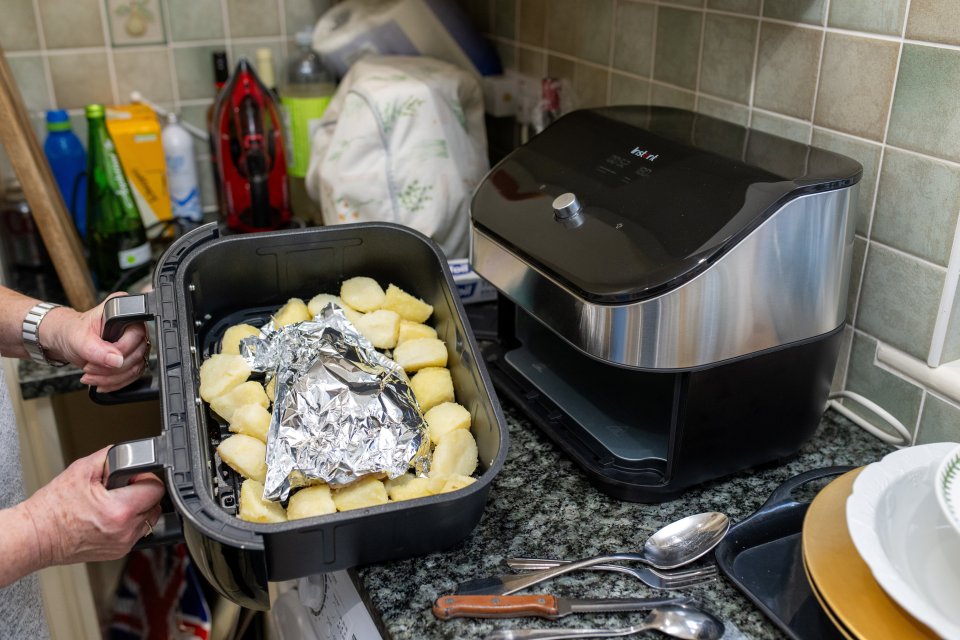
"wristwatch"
22,302,66,367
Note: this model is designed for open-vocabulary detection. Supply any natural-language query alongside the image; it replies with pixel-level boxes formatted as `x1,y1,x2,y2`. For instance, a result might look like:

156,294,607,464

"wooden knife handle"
433,594,560,619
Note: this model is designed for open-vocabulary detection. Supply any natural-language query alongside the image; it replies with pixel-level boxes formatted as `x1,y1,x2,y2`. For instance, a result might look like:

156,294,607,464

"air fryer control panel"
471,107,862,303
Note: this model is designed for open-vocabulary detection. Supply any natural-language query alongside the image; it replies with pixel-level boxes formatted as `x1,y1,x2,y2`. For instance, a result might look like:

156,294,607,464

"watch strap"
22,302,66,367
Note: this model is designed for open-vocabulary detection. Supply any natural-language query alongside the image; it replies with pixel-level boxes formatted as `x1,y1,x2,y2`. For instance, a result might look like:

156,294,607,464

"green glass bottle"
85,104,151,291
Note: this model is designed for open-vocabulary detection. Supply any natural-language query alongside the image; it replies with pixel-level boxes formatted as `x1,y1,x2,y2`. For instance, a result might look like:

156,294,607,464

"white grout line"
219,0,233,62
692,4,706,111
745,0,763,128
28,0,57,110
840,0,912,391
96,0,120,105
647,2,658,104
161,0,181,108
806,0,831,144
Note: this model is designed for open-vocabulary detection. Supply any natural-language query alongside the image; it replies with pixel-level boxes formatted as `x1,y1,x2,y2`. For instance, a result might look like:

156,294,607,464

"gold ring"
143,519,154,538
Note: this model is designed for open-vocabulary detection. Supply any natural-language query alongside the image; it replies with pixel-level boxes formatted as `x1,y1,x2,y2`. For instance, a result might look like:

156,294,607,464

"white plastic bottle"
162,112,203,223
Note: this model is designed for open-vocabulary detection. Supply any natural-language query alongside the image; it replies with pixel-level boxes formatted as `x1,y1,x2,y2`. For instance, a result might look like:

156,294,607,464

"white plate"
847,443,960,639
937,444,960,537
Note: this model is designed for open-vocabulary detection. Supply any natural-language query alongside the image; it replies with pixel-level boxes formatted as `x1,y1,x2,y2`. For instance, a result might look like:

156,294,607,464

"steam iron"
213,58,291,232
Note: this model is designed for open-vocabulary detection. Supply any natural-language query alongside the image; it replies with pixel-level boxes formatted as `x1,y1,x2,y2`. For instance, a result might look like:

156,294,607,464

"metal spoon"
484,604,726,640
456,512,730,596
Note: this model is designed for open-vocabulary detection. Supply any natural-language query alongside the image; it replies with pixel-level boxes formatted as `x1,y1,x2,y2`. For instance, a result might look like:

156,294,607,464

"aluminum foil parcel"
242,305,429,501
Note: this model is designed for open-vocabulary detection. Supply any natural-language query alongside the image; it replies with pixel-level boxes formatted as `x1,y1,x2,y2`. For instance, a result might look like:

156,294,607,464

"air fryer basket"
99,223,508,610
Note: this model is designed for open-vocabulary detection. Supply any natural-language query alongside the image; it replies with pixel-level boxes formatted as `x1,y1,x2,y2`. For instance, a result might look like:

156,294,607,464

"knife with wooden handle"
432,594,692,620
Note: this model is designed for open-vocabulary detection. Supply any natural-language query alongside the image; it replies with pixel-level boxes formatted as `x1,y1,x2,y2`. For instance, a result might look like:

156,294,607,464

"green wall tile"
518,0,546,46
613,1,655,77
942,287,960,364
113,50,173,104
573,63,608,108
915,394,960,444
699,14,757,103
179,104,211,135
7,56,50,112
811,129,882,236
546,0,577,56
764,0,826,25
174,45,226,100
828,0,907,35
906,0,960,46
750,111,810,143
48,52,112,108
846,332,923,436
814,34,898,141
831,326,854,392
696,97,749,125
285,0,333,34
495,41,517,70
576,0,613,65
227,0,280,38
232,41,282,83
654,7,701,90
518,47,545,76
857,243,945,360
38,0,104,48
650,83,695,109
754,23,821,119
168,0,224,41
888,44,960,163
707,0,761,14
0,0,40,51
872,149,960,266
847,235,867,324
609,72,650,105
547,54,575,80
494,0,517,39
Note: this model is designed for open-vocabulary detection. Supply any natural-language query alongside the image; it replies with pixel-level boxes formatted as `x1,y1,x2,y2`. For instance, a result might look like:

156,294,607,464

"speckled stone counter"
356,402,893,640
18,359,893,639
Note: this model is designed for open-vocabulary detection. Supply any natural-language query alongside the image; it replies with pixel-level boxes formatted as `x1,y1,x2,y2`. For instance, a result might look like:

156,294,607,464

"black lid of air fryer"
471,106,862,304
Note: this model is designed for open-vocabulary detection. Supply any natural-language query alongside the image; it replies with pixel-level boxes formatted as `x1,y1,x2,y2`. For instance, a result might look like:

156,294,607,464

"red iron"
213,58,291,232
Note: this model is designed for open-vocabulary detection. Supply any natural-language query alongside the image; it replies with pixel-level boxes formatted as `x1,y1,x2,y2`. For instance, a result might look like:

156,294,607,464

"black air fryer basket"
97,223,508,610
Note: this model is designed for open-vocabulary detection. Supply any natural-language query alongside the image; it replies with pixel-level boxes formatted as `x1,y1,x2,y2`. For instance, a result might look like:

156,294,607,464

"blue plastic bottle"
43,110,88,237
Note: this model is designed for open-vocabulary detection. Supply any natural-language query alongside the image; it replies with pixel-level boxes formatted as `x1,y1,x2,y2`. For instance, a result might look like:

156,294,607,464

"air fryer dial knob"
552,192,582,220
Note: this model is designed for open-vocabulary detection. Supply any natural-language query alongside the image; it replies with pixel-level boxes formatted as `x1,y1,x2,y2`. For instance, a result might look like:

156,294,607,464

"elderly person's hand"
1,447,164,586
42,293,149,392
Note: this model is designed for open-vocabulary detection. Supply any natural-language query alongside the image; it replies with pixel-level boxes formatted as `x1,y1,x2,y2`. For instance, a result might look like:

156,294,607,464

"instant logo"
630,147,659,161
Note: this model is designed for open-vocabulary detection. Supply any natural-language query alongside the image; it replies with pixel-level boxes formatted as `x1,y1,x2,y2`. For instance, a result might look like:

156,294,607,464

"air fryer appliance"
213,58,291,232
470,107,861,502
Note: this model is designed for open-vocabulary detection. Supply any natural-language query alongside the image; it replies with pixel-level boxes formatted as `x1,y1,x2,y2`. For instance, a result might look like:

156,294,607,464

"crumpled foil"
240,304,429,501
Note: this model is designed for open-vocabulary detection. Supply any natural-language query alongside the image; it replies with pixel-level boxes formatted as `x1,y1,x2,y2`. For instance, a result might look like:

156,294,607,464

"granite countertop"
357,403,893,640
18,357,893,639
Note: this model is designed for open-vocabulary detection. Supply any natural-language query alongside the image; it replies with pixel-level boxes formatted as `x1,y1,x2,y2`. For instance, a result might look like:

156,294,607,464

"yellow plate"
802,468,938,640
803,553,855,640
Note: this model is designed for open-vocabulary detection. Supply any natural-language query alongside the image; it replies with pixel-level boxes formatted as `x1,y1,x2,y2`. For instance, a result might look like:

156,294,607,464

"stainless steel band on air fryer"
472,186,856,371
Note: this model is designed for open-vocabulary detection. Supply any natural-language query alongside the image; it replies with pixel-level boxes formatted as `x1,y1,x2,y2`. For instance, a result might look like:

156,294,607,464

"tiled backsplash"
2,0,958,443
459,0,960,444
0,0,332,210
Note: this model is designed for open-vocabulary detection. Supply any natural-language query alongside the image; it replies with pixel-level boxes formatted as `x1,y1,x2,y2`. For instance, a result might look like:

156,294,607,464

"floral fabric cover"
306,55,488,258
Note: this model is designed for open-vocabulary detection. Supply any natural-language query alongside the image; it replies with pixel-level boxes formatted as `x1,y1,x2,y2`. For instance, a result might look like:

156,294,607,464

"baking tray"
715,466,854,640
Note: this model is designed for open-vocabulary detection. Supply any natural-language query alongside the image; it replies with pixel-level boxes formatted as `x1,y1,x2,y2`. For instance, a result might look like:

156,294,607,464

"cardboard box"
105,104,172,237
448,258,497,304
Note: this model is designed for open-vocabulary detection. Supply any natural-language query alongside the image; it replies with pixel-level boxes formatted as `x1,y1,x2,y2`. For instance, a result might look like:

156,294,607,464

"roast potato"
287,484,338,520
221,323,260,355
409,367,455,413
332,476,389,511
218,434,268,483
394,338,447,372
381,284,433,323
424,402,472,445
210,380,269,422
430,428,478,478
228,403,271,443
239,479,287,523
397,320,438,345
199,354,251,402
354,309,401,349
274,298,311,327
340,277,385,312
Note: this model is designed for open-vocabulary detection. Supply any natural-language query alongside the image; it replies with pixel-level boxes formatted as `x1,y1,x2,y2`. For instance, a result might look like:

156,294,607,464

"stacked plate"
802,443,960,639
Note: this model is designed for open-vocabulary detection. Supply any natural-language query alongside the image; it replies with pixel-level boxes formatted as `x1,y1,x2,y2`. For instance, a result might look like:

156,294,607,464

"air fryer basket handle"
90,293,160,405
759,465,855,512
104,438,183,546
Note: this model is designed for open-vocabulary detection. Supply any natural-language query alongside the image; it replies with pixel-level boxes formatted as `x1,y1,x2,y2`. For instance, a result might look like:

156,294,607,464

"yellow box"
105,104,172,238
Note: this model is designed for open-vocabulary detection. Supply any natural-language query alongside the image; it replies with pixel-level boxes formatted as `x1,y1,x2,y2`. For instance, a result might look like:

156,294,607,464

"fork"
506,558,718,590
